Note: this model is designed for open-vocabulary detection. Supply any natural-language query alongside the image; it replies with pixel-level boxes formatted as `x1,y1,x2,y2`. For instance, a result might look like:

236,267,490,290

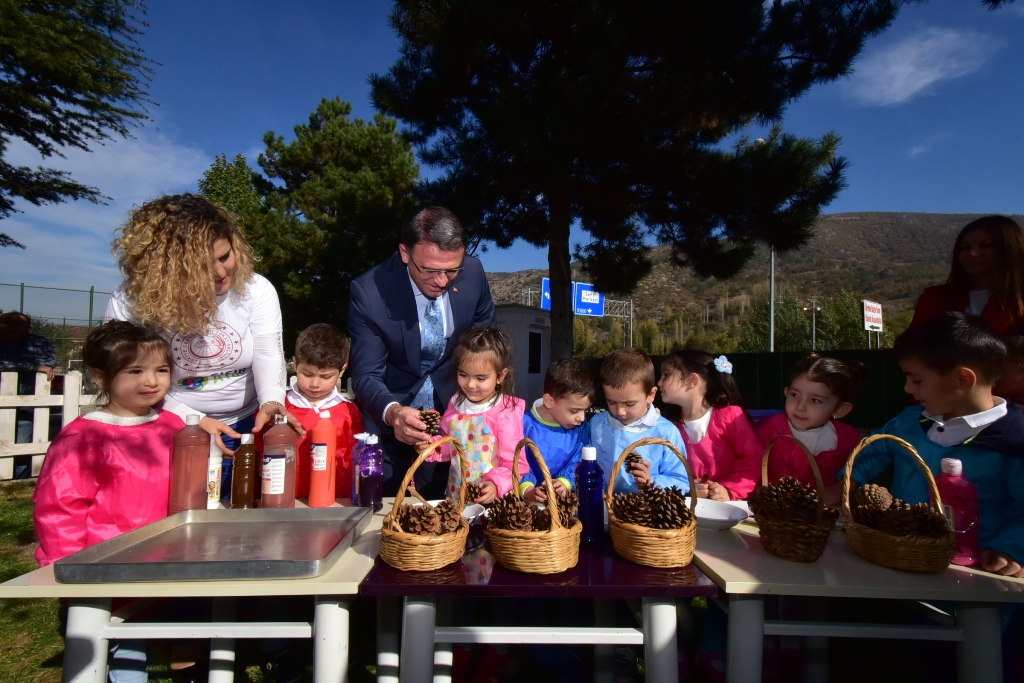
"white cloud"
908,132,951,158
0,128,211,300
846,28,1003,106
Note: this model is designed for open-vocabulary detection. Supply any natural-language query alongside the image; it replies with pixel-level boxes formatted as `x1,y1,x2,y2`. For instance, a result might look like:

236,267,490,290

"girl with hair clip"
659,351,762,500
105,194,300,454
911,215,1024,336
756,355,865,491
423,326,527,505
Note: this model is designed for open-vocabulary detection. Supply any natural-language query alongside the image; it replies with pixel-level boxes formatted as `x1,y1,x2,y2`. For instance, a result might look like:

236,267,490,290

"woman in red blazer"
911,215,1024,336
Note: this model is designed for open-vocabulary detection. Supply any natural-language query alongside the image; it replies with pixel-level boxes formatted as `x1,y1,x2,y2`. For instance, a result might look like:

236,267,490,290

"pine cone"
403,505,442,535
856,484,893,511
464,482,485,506
878,507,918,537
912,503,951,539
434,499,463,534
490,493,535,531
419,409,442,436
650,486,692,529
853,504,886,530
625,452,644,467
612,491,652,526
531,506,552,531
557,490,579,527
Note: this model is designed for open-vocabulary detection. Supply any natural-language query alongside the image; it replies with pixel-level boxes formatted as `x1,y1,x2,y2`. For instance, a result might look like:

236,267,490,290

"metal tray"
54,507,371,583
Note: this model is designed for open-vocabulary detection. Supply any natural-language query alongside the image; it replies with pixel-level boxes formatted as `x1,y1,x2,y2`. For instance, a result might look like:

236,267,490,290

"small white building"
494,304,550,405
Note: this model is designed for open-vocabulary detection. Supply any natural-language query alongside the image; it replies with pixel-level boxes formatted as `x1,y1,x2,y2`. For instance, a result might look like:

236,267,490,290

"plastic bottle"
231,434,258,509
261,414,298,508
169,415,212,515
575,446,606,549
220,450,233,503
309,411,337,507
207,443,223,509
358,434,383,512
936,458,980,566
350,433,368,505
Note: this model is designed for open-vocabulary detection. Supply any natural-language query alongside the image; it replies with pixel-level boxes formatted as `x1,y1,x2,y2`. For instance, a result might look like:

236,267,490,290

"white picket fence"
0,371,99,480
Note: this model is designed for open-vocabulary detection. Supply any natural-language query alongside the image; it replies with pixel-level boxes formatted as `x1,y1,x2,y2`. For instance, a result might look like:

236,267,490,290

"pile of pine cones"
611,482,693,530
419,410,442,436
852,484,950,538
488,490,579,532
394,499,463,536
749,476,840,526
464,481,485,505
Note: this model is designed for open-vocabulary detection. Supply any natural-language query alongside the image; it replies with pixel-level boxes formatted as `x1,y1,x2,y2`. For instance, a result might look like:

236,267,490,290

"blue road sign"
540,278,552,310
573,282,605,317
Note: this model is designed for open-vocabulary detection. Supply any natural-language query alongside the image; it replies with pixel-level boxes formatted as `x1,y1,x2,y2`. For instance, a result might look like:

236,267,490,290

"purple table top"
360,523,718,598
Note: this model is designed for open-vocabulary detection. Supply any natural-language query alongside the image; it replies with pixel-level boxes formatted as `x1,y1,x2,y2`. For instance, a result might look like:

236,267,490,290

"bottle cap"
355,432,368,442
941,458,962,476
186,414,201,426
366,434,378,445
581,446,597,461
320,411,331,418
241,434,254,445
274,413,286,423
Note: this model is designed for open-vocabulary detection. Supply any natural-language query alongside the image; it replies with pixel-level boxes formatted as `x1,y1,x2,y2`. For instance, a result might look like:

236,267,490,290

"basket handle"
761,434,825,527
842,434,944,520
385,435,469,531
512,438,563,531
603,437,697,513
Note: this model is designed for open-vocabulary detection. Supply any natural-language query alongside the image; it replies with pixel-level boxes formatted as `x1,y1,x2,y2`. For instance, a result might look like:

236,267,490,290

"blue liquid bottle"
358,434,384,512
350,433,368,505
576,446,605,549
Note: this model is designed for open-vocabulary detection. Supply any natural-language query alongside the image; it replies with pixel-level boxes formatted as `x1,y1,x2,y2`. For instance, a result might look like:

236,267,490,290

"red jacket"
911,283,1024,336
755,412,861,491
676,405,762,500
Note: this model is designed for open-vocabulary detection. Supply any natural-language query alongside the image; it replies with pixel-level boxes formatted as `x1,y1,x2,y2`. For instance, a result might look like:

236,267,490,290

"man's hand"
524,485,547,504
979,550,1024,578
627,458,651,485
475,481,498,504
37,365,55,381
387,405,431,445
707,482,731,502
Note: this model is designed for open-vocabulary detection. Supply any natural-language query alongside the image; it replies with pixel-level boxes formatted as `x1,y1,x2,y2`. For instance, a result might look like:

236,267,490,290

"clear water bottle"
350,433,368,505
358,434,383,512
575,446,605,550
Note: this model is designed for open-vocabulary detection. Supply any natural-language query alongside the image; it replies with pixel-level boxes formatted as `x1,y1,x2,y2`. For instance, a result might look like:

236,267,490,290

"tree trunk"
547,190,574,361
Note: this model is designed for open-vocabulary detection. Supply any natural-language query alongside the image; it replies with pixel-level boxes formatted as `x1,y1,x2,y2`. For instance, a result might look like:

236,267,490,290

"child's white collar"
84,409,161,426
455,394,500,415
610,404,660,431
287,386,349,412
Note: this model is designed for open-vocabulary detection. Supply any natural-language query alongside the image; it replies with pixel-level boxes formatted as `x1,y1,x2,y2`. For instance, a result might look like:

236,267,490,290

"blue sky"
2,0,1022,319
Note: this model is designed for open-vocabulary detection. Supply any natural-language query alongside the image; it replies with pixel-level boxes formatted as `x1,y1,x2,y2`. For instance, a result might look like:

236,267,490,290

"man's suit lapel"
384,253,421,372
448,269,473,334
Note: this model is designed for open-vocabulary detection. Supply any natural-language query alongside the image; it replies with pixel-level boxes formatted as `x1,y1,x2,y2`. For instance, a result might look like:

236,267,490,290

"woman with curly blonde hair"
106,194,301,453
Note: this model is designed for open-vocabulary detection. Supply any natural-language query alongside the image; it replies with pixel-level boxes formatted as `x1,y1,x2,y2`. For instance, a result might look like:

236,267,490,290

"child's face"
899,358,970,417
785,374,848,431
604,381,658,424
543,392,591,429
658,367,702,407
458,351,507,404
98,349,171,416
294,360,343,402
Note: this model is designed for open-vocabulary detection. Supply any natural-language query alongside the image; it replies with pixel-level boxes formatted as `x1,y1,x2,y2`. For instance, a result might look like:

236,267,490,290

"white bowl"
694,499,751,530
421,499,486,522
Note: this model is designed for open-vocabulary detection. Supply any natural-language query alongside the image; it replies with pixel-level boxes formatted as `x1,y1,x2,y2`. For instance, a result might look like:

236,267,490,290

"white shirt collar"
788,419,838,456
287,386,350,412
682,408,713,444
83,409,161,426
610,404,660,431
922,398,1007,447
454,394,500,415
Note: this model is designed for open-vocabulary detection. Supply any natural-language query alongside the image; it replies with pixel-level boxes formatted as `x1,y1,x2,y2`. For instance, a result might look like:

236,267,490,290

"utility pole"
769,248,775,352
803,299,822,351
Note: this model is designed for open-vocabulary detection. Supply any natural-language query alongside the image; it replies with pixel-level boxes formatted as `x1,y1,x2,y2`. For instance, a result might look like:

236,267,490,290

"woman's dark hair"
661,351,742,409
948,215,1024,316
82,321,172,405
790,354,867,404
453,325,517,407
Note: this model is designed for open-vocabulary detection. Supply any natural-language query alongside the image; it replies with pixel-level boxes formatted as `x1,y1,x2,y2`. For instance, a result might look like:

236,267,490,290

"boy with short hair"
521,358,595,504
849,313,1024,578
590,348,690,494
284,323,364,500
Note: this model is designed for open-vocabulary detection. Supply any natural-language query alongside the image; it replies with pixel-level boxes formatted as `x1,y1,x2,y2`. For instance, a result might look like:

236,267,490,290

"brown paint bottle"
260,414,297,508
169,414,211,515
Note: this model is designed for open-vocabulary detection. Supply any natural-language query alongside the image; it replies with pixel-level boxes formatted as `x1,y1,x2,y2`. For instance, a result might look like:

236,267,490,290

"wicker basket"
486,438,583,574
605,437,698,568
753,435,834,563
842,434,955,574
378,436,470,572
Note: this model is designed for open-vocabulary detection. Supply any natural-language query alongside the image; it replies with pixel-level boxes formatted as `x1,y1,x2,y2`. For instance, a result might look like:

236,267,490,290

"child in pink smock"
659,351,762,500
423,326,526,505
34,321,183,566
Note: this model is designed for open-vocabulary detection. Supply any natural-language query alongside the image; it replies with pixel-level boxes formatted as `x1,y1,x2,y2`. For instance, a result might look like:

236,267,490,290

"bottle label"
942,504,956,532
207,466,221,501
263,455,285,495
312,444,328,471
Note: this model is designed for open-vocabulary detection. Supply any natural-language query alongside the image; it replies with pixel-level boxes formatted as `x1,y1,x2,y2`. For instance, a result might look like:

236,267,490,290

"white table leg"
377,597,400,683
594,599,616,683
433,598,453,683
313,596,350,683
63,598,112,683
209,597,237,683
802,598,828,683
726,595,764,683
956,602,1002,683
642,598,678,683
400,596,436,683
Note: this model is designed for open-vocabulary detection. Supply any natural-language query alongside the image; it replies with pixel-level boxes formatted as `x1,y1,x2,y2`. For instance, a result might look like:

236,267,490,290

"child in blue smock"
521,358,594,502
590,348,690,494
848,313,1024,578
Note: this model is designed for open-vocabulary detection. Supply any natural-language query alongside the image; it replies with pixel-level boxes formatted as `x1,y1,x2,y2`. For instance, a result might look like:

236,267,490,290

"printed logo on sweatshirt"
178,367,252,391
171,321,243,373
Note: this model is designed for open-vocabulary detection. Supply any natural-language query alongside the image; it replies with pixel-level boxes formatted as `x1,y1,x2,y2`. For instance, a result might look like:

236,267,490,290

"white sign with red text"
862,300,883,331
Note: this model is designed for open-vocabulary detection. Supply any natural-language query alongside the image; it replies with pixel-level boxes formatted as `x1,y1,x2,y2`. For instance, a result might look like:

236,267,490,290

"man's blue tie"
412,297,445,409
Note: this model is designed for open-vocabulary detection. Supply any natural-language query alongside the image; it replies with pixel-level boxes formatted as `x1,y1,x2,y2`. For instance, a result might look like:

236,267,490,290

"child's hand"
551,479,567,498
823,482,844,507
627,458,651,485
475,481,498,504
524,485,547,504
707,482,730,502
979,550,1024,578
694,476,710,498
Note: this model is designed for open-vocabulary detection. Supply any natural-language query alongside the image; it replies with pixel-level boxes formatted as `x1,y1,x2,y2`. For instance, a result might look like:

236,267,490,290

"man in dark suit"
349,207,496,497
